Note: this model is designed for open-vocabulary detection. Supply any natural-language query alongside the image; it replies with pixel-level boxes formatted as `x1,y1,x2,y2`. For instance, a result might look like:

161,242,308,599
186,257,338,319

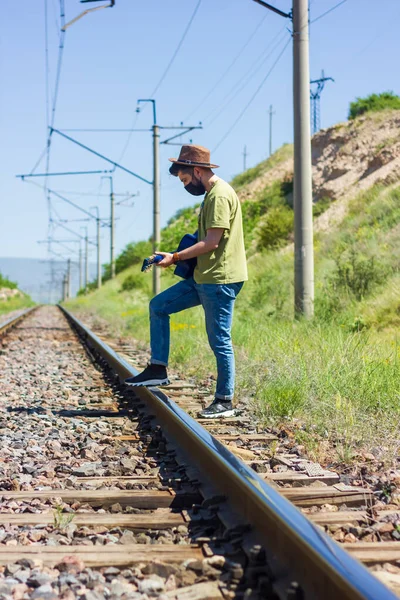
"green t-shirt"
194,179,248,284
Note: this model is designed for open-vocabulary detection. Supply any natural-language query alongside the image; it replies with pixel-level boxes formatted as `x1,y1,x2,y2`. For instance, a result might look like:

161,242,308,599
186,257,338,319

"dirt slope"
238,110,400,231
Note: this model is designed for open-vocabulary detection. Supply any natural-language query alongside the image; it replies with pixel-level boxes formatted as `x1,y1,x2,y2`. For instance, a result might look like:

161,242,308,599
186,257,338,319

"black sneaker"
125,364,170,387
199,400,235,419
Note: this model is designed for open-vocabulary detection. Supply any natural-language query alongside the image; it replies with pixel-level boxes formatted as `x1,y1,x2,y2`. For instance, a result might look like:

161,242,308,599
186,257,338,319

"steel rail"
60,305,395,600
0,307,37,337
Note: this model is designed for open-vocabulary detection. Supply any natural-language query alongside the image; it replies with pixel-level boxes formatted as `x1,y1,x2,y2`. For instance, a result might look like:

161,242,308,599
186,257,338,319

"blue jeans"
149,278,244,401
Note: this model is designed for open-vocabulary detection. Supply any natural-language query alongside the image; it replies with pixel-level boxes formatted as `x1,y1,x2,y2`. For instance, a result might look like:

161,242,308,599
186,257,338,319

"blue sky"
1,0,399,267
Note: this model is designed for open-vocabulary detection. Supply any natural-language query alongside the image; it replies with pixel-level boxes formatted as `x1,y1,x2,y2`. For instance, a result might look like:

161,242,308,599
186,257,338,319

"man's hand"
155,252,174,268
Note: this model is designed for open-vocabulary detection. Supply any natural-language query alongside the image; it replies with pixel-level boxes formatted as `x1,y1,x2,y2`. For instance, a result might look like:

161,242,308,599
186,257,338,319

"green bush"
0,273,17,289
242,180,293,246
161,205,199,251
231,144,293,189
120,273,146,292
349,92,400,120
257,205,294,249
332,247,387,300
313,197,331,217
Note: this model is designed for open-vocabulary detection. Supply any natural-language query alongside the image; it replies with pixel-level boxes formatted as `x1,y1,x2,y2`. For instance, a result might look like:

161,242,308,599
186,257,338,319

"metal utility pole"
252,0,314,318
242,145,248,171
293,0,313,317
310,70,334,135
268,104,275,156
102,176,115,279
90,206,102,288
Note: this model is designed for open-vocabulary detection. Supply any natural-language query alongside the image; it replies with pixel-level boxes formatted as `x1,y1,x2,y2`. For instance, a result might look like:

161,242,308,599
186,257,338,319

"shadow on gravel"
7,407,131,418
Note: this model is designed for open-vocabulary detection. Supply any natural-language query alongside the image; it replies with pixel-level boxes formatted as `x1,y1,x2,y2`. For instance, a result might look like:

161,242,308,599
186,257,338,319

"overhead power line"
43,0,66,233
204,27,288,126
117,1,202,164
212,35,291,153
150,0,202,98
184,12,268,121
310,0,347,24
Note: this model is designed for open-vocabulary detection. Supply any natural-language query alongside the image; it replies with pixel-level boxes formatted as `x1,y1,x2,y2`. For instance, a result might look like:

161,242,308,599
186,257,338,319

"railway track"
0,305,397,599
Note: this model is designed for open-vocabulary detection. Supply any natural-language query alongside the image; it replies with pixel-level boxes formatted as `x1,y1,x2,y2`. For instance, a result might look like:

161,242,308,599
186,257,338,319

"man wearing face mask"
125,145,247,418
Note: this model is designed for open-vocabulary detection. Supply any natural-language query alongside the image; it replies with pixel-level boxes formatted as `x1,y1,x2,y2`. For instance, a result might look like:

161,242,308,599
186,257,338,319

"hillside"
65,108,400,464
0,272,34,317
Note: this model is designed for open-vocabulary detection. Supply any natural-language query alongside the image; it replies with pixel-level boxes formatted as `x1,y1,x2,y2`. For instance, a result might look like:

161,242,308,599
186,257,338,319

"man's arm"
156,228,224,267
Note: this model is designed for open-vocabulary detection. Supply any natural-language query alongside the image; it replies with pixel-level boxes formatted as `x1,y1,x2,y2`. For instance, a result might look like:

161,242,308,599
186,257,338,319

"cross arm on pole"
62,1,114,31
252,0,292,19
50,220,97,246
16,170,113,179
160,126,203,145
50,128,153,185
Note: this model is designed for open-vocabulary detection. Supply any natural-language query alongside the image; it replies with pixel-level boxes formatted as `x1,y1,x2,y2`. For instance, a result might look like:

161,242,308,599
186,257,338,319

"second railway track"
0,305,397,599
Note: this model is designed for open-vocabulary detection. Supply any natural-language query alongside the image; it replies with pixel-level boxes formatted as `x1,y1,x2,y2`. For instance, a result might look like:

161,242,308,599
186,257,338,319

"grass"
349,92,400,119
0,294,35,317
65,178,400,466
231,144,293,189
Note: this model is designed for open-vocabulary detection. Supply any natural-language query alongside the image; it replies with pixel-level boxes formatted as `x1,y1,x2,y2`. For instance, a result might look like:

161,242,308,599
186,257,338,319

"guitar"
141,232,198,280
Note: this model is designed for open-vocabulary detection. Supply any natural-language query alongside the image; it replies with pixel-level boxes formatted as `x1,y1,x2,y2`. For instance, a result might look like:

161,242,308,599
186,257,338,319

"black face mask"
184,173,206,196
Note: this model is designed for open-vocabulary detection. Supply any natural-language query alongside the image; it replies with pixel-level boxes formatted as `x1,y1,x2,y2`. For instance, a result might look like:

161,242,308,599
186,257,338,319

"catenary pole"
102,176,116,279
293,0,314,317
97,215,101,287
252,0,314,318
110,178,115,279
153,123,161,296
85,233,89,291
79,244,83,291
90,206,102,289
66,258,71,299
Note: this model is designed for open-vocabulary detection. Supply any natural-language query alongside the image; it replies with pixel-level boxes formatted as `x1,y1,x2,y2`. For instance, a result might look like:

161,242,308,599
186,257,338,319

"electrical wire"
310,0,347,24
206,27,288,127
119,1,202,164
44,0,50,137
150,0,202,98
44,0,66,239
212,35,291,153
183,12,269,122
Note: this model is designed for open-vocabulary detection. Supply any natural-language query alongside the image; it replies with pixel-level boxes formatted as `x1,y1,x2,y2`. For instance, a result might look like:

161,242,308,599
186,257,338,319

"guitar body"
173,232,198,279
141,232,198,279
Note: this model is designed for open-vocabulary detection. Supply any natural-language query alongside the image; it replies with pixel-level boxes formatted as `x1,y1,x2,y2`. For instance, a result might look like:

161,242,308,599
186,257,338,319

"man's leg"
196,282,243,417
125,278,201,386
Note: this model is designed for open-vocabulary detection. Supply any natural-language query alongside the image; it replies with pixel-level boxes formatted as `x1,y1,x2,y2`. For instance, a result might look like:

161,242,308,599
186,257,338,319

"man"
125,144,248,418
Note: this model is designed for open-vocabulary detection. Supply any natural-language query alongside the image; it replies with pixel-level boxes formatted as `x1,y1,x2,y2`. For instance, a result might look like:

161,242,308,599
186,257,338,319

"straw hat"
169,144,219,169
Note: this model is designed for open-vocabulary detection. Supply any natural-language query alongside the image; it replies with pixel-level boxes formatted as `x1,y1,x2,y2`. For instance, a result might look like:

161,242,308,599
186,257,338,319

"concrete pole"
62,274,67,302
66,259,71,299
293,0,314,317
152,124,160,296
79,244,83,291
110,177,116,279
97,217,101,288
85,233,89,291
